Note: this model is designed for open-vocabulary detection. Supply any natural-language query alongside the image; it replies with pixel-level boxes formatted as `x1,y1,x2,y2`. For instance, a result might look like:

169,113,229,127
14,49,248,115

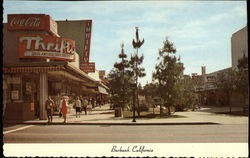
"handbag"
59,112,62,117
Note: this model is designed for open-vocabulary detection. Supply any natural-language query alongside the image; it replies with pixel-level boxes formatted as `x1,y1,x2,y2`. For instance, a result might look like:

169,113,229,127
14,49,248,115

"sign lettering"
8,14,58,36
80,62,95,73
19,34,76,61
82,20,92,63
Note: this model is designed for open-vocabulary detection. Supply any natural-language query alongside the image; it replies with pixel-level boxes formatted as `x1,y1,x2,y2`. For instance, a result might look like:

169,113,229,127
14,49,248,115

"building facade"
194,26,248,109
3,14,108,121
231,26,248,70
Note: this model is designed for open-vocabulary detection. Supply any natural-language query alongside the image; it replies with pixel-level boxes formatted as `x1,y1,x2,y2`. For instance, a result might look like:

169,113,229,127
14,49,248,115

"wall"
3,23,50,66
57,20,89,66
231,26,248,70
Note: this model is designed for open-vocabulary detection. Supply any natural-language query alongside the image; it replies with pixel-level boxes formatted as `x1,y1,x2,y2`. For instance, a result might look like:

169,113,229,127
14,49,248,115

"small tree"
216,69,237,112
108,43,130,110
128,53,146,116
177,75,198,110
153,37,184,116
113,43,129,110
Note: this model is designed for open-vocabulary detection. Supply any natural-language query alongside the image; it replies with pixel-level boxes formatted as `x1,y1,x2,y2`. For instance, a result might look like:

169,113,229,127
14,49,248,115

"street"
3,124,248,143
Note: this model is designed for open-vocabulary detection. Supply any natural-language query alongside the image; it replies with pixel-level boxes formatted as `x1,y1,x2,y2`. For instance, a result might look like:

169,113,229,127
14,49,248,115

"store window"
5,74,22,103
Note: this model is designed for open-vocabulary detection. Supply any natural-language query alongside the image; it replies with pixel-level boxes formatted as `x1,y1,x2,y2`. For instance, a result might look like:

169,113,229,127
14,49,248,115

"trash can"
114,107,122,117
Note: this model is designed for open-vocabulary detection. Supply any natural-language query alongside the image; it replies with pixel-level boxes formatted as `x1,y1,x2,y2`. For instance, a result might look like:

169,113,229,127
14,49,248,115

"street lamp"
132,27,144,122
131,83,137,122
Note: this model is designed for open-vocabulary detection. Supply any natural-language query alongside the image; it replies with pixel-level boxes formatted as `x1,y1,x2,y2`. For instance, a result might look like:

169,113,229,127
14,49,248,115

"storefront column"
39,72,48,120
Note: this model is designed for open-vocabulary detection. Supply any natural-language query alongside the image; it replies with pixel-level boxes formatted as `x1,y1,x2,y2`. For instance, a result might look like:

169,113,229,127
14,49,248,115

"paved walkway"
4,104,248,125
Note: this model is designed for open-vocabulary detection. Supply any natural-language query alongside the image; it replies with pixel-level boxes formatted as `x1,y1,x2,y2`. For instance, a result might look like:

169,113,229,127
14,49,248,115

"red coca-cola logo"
10,17,41,27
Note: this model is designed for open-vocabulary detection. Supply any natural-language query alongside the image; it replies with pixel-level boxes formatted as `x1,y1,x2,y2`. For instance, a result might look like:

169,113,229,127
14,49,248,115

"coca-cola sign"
18,34,76,61
10,17,41,27
8,14,58,36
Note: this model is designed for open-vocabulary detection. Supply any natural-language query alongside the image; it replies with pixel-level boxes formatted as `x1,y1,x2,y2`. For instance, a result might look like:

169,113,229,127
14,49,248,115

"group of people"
45,95,100,124
45,95,69,124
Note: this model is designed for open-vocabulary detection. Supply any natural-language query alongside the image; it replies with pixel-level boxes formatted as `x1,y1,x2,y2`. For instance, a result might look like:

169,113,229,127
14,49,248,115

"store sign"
205,83,217,90
99,70,106,78
11,90,19,100
7,77,21,84
80,62,95,73
207,76,216,83
83,20,92,63
8,14,58,36
18,34,76,61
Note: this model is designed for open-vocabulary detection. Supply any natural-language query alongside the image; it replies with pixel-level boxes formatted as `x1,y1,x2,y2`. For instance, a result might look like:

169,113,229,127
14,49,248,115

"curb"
3,122,220,126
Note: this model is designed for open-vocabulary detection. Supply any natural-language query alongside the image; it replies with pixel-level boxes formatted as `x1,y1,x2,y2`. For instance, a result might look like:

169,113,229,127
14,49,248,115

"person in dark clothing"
45,96,54,124
82,97,88,115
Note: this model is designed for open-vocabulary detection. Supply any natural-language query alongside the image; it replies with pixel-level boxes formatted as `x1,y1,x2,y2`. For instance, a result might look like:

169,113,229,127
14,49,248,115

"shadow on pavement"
198,106,248,117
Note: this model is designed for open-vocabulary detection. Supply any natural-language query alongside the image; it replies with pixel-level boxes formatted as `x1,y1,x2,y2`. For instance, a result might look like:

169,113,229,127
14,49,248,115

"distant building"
194,26,248,109
231,26,248,70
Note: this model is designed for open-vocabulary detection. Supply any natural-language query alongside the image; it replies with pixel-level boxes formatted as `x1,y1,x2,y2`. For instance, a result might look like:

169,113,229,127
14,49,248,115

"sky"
3,1,247,86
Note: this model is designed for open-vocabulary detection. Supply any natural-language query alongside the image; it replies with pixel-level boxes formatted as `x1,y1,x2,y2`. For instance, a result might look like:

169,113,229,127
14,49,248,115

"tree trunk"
229,93,232,113
167,106,171,115
160,99,163,117
137,96,140,117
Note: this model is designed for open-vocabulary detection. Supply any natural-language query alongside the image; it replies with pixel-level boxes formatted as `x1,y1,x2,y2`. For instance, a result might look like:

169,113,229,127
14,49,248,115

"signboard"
18,34,76,61
205,83,217,90
11,90,19,100
7,77,21,84
8,14,58,36
207,76,216,83
83,20,92,63
80,62,95,73
99,70,106,78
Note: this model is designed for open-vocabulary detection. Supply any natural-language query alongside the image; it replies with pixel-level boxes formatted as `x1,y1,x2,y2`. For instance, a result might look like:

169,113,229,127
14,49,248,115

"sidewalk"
3,104,248,125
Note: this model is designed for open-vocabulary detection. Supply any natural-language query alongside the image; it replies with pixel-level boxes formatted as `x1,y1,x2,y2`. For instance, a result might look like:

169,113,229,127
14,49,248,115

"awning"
98,85,108,95
3,65,64,73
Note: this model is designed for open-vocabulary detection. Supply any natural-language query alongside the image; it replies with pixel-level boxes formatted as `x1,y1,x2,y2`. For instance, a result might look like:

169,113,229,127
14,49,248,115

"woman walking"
60,96,68,123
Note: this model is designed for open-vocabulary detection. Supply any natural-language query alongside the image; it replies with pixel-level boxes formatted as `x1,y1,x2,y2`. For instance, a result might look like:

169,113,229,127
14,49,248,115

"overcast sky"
3,1,247,86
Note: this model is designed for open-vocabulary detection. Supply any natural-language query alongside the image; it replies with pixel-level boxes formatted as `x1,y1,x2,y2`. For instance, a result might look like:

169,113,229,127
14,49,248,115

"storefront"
3,14,99,121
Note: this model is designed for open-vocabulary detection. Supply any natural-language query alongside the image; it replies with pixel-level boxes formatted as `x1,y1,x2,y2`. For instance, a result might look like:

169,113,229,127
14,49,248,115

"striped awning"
3,66,65,73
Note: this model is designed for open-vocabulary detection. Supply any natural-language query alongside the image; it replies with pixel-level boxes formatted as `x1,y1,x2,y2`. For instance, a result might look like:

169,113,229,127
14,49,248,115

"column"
39,72,48,120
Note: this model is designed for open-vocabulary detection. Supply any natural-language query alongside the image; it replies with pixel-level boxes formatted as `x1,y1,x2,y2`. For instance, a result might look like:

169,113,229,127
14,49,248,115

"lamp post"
131,83,137,122
132,27,144,122
120,43,126,110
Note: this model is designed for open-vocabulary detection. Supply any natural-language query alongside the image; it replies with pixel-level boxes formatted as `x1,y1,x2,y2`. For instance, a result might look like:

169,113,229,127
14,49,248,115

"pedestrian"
82,97,88,115
45,96,54,124
60,96,68,123
75,96,82,118
91,98,95,108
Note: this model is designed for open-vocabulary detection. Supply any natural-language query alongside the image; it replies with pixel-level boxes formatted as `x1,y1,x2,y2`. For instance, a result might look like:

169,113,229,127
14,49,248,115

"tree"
216,54,248,113
235,54,248,111
153,37,184,116
216,69,237,112
128,53,146,116
177,75,198,111
108,43,131,110
113,43,129,110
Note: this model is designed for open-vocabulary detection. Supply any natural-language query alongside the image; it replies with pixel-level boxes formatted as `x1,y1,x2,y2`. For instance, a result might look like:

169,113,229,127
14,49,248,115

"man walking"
82,97,88,115
45,96,54,124
75,96,82,118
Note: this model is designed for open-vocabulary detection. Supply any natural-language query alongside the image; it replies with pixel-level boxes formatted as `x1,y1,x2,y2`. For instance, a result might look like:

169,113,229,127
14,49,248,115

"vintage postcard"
2,0,248,157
